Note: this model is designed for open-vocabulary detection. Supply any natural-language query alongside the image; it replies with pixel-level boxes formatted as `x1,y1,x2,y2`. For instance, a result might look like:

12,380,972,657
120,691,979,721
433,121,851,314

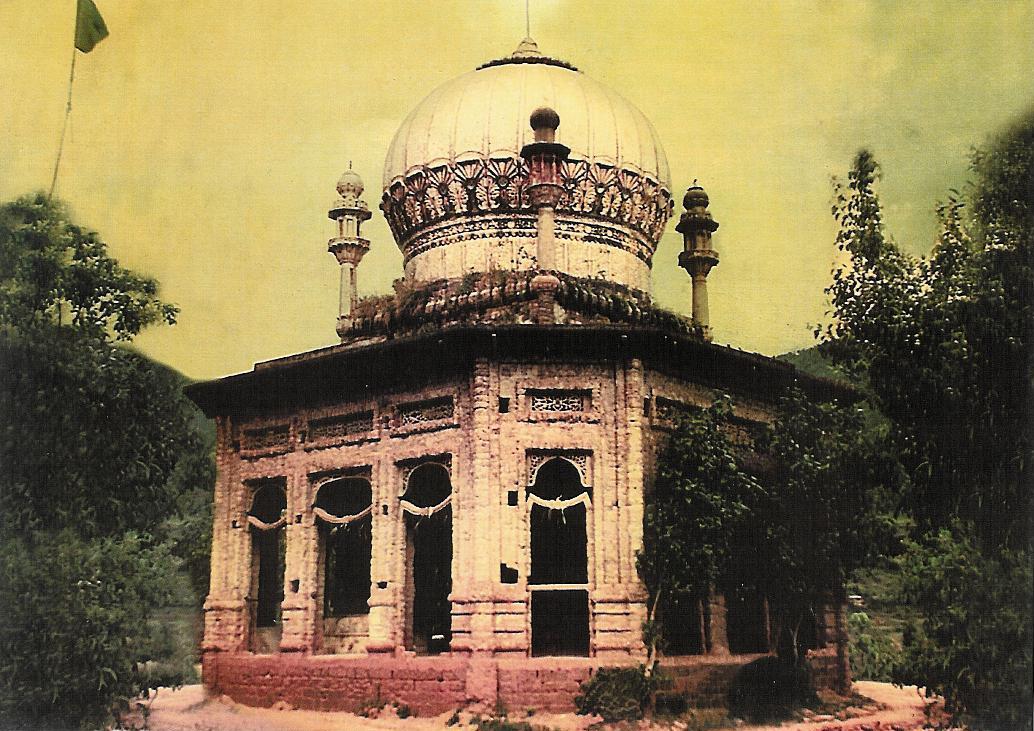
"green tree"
0,193,214,728
822,111,1033,727
637,398,759,670
743,391,899,665
894,530,1032,729
0,331,204,538
0,193,176,340
823,131,1031,548
847,612,899,682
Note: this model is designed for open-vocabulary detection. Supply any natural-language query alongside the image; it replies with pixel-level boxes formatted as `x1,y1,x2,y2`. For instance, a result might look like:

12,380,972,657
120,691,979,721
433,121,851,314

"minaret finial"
525,0,530,38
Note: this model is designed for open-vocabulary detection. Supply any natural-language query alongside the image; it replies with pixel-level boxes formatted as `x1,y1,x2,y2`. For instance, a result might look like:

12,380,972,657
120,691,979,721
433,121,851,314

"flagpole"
49,39,78,198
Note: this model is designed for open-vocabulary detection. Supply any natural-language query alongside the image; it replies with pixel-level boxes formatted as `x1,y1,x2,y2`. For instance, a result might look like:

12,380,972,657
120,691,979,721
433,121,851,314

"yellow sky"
2,1,1031,379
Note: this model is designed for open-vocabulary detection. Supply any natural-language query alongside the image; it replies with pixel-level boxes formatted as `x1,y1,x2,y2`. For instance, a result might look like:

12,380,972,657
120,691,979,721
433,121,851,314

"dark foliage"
0,193,214,728
575,666,656,722
727,656,816,723
742,390,901,664
822,111,1034,727
822,125,1031,549
0,532,188,730
847,612,899,682
0,193,177,341
0,329,202,538
895,530,1032,730
637,399,760,665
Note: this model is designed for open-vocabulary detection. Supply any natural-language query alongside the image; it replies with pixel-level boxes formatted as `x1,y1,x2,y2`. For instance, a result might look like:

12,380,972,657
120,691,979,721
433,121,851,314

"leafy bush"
0,531,191,730
895,529,1032,730
727,656,815,723
847,612,899,681
574,665,655,721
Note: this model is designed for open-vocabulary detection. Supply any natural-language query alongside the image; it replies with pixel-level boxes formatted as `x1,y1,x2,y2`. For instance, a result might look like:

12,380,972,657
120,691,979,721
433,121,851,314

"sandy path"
142,681,940,731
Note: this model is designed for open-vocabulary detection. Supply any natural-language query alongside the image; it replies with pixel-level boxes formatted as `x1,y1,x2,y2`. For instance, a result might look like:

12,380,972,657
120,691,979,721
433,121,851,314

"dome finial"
511,36,543,59
529,107,560,143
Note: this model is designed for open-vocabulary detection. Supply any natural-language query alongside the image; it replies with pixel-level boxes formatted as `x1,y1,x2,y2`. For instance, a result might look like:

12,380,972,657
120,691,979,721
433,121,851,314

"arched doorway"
248,481,286,653
527,457,590,656
400,462,452,654
314,477,373,653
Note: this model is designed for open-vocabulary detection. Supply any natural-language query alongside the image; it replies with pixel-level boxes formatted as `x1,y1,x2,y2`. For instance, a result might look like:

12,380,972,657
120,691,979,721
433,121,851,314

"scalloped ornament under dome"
379,40,674,293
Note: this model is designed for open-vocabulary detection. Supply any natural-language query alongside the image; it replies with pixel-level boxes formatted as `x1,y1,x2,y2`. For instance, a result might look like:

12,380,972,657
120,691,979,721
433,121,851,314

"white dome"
384,61,670,189
378,46,674,293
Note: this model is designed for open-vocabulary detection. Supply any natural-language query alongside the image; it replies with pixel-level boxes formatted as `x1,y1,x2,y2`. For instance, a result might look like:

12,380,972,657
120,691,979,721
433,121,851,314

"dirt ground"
137,680,944,731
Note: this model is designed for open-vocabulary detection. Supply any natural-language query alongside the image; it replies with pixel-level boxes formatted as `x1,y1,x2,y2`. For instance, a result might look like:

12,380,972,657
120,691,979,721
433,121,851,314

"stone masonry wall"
201,353,849,713
203,356,651,660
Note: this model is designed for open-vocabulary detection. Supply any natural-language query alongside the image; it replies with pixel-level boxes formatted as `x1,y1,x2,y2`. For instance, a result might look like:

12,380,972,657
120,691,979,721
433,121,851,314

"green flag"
75,0,108,53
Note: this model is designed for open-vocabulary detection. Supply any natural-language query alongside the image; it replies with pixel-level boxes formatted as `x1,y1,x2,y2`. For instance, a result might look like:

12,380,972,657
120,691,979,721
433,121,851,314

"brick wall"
204,651,849,716
204,653,468,714
496,660,598,712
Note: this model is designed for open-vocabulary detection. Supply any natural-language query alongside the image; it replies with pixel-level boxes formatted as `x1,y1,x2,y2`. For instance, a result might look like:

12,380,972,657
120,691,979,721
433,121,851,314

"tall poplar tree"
822,112,1033,728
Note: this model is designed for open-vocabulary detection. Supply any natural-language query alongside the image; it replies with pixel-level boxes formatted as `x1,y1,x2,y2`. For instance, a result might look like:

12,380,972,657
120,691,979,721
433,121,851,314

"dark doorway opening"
254,529,284,627
660,592,706,655
774,605,823,657
402,463,453,654
316,478,373,618
528,458,590,656
408,508,452,654
725,591,770,654
249,482,286,652
531,589,590,656
529,503,587,584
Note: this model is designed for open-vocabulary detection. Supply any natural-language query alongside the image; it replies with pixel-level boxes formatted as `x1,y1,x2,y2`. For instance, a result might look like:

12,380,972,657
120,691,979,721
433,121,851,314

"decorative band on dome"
379,154,673,256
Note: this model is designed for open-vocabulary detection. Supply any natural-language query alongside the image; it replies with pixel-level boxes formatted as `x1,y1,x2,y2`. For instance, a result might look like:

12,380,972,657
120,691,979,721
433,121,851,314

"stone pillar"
338,262,359,318
622,359,649,659
535,204,556,270
691,272,709,331
367,452,397,653
521,107,569,326
708,592,730,656
280,469,319,653
202,416,251,657
457,358,499,655
832,598,852,693
622,359,646,586
530,273,560,325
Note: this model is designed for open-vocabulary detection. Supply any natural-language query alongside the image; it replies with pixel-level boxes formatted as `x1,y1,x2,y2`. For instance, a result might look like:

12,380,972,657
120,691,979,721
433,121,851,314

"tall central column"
521,107,570,324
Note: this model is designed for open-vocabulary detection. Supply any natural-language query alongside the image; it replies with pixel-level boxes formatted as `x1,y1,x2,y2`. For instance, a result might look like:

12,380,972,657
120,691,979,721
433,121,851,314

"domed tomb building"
187,39,851,714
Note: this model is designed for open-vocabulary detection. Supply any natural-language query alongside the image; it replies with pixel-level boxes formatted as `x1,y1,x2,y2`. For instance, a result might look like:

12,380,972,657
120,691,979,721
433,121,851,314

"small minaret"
675,185,720,339
328,166,371,337
521,107,570,324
